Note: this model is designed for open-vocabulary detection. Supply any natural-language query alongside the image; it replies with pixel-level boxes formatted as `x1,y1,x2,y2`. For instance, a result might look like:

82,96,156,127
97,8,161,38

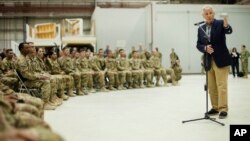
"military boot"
140,83,145,88
108,86,117,90
117,85,123,90
89,88,96,93
127,82,133,89
172,81,178,86
81,88,89,95
155,80,161,86
67,89,76,97
76,88,84,96
61,94,69,100
121,85,127,90
56,90,64,104
49,95,60,106
55,95,63,106
99,87,109,92
44,102,56,110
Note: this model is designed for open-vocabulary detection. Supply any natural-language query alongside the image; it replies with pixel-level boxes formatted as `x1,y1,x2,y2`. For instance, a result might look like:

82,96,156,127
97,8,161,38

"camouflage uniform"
170,51,179,66
74,57,89,94
59,56,83,95
0,81,44,118
0,68,19,90
16,92,44,118
151,55,169,86
117,57,132,89
90,56,107,91
0,58,19,90
0,93,49,129
130,58,144,88
105,57,119,90
168,61,182,83
240,49,250,78
142,56,154,87
46,57,73,99
77,57,94,93
29,57,61,105
16,54,53,110
0,100,65,140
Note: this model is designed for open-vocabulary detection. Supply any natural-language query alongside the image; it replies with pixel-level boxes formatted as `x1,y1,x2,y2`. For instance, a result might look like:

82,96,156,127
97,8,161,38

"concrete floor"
45,75,250,141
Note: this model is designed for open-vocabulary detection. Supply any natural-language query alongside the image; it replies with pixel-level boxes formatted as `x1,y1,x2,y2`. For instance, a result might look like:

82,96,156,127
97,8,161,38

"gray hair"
202,5,215,14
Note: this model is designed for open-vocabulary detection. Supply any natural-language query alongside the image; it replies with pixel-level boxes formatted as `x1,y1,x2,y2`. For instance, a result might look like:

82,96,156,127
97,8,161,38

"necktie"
206,25,211,42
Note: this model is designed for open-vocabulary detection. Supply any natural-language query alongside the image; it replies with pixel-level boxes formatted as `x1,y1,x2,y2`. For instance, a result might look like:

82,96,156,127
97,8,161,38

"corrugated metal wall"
0,17,91,50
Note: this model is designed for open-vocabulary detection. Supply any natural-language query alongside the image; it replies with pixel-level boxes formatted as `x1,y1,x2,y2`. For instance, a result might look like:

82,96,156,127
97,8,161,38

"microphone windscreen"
220,13,228,17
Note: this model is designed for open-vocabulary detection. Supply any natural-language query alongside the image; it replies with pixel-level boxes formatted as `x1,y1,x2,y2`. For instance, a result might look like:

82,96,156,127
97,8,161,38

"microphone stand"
182,23,225,126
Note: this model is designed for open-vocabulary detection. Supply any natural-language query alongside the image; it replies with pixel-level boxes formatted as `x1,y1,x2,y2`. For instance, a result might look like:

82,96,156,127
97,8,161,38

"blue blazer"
196,19,232,70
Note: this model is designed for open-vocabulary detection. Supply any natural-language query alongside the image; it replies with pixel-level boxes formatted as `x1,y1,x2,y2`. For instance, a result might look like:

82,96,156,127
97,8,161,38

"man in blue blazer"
196,5,232,119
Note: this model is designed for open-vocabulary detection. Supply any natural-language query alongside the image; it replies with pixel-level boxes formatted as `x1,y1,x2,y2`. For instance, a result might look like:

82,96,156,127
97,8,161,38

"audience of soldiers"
0,42,182,140
1,43,182,108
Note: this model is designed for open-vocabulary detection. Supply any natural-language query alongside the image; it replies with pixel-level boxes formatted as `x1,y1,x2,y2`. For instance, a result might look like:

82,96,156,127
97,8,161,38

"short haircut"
18,42,27,51
202,5,214,14
119,49,124,53
62,47,70,51
6,49,13,53
132,50,137,54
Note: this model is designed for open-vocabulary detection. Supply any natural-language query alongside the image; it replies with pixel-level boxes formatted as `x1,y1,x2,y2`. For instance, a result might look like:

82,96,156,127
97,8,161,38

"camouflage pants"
168,67,182,82
14,112,50,129
166,68,176,84
87,71,94,89
131,70,143,87
51,75,65,91
107,71,119,88
118,71,126,86
28,127,64,141
242,61,248,76
143,69,154,86
0,77,19,91
49,76,59,102
93,71,105,89
16,93,44,118
79,71,91,89
24,80,51,102
125,71,132,87
16,103,40,118
69,72,81,89
154,68,167,85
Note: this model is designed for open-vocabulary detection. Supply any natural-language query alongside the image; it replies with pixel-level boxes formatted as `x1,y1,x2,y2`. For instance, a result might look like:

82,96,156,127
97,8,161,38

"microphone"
194,21,205,26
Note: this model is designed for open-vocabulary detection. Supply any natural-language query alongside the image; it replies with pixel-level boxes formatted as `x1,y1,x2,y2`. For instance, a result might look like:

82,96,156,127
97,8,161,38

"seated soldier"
89,49,108,92
142,52,154,87
28,46,62,106
16,42,55,110
0,88,49,129
0,93,64,141
59,47,84,96
117,49,132,89
73,52,89,95
79,50,95,93
151,49,177,86
168,59,182,83
130,50,144,88
0,49,19,91
45,51,74,100
105,50,119,90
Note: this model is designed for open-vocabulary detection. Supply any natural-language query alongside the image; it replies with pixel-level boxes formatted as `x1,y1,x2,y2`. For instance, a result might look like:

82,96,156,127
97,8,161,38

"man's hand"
39,75,49,80
205,45,214,54
223,16,229,28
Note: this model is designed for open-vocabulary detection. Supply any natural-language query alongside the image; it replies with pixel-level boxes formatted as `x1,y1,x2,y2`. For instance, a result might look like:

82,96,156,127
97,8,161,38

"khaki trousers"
208,59,229,112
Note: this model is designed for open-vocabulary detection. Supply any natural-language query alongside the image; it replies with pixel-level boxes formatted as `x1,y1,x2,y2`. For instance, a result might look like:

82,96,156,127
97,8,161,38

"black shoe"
219,112,227,119
206,109,219,115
